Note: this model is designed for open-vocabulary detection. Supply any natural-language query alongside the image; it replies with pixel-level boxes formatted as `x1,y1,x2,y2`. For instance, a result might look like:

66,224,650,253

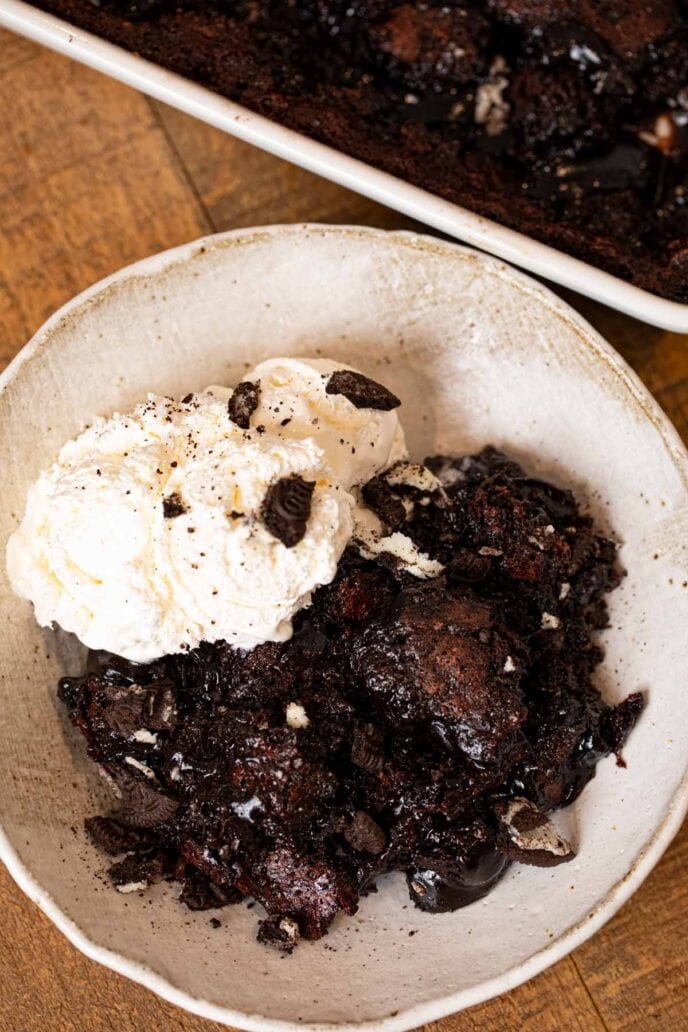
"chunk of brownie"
58,446,643,947
351,579,527,763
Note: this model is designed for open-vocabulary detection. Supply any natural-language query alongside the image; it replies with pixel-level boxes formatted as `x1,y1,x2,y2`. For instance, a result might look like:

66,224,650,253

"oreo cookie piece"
228,380,261,429
84,815,154,856
179,869,242,911
361,475,406,530
257,915,301,953
344,810,387,854
143,681,178,732
108,848,175,892
494,797,575,867
326,370,401,411
261,475,315,547
99,682,177,738
446,549,493,586
350,723,385,772
117,773,180,828
101,687,149,738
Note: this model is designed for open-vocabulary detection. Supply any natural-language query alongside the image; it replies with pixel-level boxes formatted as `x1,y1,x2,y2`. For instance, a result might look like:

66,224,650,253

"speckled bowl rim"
0,225,687,1032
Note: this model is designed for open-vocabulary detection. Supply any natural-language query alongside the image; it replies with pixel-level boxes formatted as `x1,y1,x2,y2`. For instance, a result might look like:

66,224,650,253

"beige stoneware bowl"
1,225,687,1031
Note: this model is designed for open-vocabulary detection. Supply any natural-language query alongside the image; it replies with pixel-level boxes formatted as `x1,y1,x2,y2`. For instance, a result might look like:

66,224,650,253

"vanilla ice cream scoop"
223,357,408,488
6,390,353,662
7,357,413,663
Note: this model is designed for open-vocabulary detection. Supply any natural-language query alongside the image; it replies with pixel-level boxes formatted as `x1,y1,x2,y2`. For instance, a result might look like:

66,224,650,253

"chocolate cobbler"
59,444,643,951
29,0,688,301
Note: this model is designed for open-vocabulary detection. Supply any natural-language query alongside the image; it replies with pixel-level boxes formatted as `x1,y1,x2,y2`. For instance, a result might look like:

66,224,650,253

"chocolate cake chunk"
248,844,359,939
223,722,339,825
490,1,678,60
351,579,527,764
407,819,509,912
370,4,489,89
29,0,688,301
59,446,643,948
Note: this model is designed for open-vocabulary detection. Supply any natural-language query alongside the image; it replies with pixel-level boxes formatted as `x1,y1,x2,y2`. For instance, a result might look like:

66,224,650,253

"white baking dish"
2,0,687,333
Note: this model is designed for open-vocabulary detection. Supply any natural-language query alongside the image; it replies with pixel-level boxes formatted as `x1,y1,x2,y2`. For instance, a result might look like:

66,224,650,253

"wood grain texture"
0,30,686,1032
0,41,207,366
151,101,423,233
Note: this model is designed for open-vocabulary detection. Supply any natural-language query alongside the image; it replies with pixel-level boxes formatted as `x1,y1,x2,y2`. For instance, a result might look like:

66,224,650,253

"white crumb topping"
475,57,511,136
131,729,158,745
385,462,441,494
279,917,300,940
115,881,149,894
231,796,263,822
124,756,157,780
286,702,310,729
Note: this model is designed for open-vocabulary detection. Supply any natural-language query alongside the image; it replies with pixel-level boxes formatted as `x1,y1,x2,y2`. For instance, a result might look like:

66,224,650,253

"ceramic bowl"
2,0,688,332
1,225,687,1031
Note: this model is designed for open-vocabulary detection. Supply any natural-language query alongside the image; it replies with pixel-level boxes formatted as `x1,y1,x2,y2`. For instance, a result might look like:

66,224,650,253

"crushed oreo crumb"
179,869,242,911
163,492,187,519
228,380,261,429
108,848,175,891
257,915,301,953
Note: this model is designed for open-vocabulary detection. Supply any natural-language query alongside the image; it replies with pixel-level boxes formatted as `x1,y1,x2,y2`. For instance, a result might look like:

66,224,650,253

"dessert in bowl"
0,226,686,1029
7,353,643,947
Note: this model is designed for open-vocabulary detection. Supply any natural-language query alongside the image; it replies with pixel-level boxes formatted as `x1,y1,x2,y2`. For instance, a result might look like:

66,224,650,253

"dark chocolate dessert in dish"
31,0,688,301
59,445,642,950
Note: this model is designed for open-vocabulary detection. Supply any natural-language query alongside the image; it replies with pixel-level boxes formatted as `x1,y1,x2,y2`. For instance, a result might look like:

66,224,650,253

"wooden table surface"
1,28,686,1032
